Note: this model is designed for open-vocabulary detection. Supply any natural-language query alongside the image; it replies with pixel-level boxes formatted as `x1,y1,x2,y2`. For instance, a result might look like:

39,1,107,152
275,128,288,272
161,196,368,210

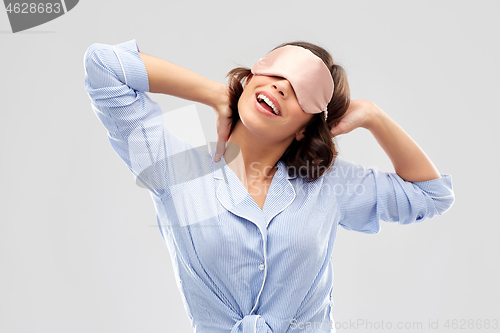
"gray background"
1,1,499,332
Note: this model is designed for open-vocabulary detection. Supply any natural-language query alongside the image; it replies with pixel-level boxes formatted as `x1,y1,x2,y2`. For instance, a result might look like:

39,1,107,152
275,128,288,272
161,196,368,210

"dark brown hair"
226,41,350,182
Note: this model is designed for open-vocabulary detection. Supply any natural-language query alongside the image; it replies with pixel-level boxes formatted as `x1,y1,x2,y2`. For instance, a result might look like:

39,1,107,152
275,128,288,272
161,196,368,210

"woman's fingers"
330,121,351,137
213,90,233,162
214,141,225,162
330,100,373,137
214,115,232,162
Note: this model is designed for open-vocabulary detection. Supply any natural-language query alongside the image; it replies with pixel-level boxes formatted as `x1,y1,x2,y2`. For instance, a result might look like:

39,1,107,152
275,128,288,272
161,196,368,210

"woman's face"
237,74,314,142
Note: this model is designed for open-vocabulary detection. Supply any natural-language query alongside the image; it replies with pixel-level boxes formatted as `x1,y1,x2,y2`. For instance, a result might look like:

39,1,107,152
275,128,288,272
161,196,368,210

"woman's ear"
295,126,307,141
244,74,253,87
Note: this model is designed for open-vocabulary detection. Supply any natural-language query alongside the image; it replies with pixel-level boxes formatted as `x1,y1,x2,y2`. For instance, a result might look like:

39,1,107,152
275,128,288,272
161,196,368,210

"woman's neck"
224,120,286,184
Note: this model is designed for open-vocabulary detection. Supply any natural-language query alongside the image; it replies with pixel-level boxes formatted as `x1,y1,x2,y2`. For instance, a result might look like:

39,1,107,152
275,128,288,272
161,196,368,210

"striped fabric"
83,39,455,333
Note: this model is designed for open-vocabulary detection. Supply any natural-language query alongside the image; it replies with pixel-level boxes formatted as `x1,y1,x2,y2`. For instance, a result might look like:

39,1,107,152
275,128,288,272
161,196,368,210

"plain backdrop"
1,1,499,332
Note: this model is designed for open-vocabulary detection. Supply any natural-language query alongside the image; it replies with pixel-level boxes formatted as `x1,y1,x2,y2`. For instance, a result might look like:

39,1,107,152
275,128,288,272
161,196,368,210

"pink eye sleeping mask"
251,45,335,121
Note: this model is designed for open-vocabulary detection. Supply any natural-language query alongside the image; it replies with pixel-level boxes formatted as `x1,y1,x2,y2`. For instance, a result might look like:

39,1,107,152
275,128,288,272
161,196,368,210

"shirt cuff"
112,39,150,92
411,173,454,199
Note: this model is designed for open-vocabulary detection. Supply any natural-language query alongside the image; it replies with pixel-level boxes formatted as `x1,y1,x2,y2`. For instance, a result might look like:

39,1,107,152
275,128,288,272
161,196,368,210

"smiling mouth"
256,94,281,116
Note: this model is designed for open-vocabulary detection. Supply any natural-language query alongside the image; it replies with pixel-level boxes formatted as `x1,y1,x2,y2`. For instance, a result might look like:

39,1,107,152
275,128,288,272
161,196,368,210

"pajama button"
258,263,265,271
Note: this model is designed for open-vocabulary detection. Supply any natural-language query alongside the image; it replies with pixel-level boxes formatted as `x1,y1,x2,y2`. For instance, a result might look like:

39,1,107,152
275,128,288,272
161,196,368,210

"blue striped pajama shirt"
83,39,455,333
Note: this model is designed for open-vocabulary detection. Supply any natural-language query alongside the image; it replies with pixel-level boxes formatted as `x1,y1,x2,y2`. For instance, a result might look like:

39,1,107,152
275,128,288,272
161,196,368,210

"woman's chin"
239,113,274,132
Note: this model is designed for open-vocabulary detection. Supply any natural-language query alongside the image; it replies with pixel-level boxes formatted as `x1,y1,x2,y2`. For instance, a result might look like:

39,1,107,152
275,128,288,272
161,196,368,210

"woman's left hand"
330,100,379,137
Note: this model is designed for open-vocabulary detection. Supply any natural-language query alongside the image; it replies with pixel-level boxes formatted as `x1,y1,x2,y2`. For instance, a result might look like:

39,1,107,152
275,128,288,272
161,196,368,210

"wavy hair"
226,41,350,182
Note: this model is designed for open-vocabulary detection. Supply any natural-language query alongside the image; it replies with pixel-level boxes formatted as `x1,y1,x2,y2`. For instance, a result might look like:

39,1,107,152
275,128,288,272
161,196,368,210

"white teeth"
257,94,280,115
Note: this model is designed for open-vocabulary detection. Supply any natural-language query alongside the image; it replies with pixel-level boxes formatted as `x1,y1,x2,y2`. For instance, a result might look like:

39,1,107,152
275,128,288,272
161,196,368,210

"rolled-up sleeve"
327,158,455,234
83,39,191,198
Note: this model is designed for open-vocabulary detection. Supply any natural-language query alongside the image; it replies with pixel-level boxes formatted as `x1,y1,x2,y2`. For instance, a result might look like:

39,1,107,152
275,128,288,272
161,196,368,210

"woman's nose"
272,79,290,98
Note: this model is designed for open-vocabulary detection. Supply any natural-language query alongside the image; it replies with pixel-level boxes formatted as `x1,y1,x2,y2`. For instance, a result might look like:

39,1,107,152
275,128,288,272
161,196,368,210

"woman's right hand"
211,84,233,162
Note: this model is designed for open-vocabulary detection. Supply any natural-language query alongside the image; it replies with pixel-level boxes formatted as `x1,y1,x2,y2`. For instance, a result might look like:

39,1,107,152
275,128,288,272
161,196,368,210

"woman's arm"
83,40,188,197
364,101,441,182
330,100,441,182
138,52,228,112
329,100,453,232
138,52,232,162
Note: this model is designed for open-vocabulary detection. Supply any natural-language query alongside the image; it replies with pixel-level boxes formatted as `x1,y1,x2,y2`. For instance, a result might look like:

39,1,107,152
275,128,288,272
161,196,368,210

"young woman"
83,39,454,333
